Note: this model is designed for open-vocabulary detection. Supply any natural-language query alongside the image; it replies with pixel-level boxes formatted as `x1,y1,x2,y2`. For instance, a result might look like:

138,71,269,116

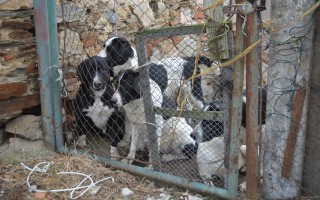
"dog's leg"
238,181,247,192
122,123,138,165
110,146,121,160
239,145,247,173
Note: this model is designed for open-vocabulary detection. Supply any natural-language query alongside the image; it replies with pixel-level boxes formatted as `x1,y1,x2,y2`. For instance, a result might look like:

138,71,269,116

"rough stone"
169,9,180,26
0,137,52,163
5,115,42,140
175,35,198,57
180,7,194,25
157,39,179,57
131,1,155,27
59,29,83,58
81,31,98,48
56,3,86,23
0,0,33,10
156,2,170,21
0,82,27,100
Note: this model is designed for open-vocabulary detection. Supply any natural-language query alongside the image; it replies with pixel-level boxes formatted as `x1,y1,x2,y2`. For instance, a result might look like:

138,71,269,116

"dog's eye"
103,44,106,48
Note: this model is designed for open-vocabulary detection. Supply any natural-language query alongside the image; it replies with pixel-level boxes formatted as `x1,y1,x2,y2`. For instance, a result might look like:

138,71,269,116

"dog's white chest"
83,97,114,133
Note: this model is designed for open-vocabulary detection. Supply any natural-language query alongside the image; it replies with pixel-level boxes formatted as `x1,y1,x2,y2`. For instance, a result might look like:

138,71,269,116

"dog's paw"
75,135,87,148
110,147,121,160
238,181,246,192
145,164,153,170
121,158,133,165
240,166,246,174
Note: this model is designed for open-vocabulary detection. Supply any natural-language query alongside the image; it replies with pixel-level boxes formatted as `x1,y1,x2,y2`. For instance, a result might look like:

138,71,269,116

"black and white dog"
111,69,164,165
74,56,125,155
194,87,267,190
160,94,197,162
111,69,198,163
97,37,213,111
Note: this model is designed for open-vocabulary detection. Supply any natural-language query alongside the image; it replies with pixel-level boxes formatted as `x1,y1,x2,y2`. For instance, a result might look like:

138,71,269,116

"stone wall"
57,0,206,99
0,0,206,145
0,0,38,123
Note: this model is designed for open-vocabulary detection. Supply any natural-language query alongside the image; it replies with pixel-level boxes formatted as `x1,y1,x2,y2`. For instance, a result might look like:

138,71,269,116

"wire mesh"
57,0,233,191
56,0,320,198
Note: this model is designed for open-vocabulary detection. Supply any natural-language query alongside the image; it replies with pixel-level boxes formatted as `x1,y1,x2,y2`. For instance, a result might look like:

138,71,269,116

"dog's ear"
133,72,141,93
108,38,134,63
76,59,89,84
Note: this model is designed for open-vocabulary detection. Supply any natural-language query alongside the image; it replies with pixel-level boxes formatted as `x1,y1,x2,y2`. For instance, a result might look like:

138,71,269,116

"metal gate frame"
33,0,243,199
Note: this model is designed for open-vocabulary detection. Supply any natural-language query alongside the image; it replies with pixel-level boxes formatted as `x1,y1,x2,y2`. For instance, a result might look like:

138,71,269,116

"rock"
0,94,40,123
130,1,155,27
0,111,21,123
174,35,197,57
157,39,178,57
0,82,27,100
5,115,42,140
81,31,98,48
169,10,180,26
157,2,169,21
0,137,52,163
180,8,194,25
59,29,83,58
121,188,133,199
0,0,33,10
56,3,86,23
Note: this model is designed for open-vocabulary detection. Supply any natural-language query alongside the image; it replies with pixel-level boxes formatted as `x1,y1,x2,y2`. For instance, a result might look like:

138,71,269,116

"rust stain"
33,2,49,41
282,86,307,178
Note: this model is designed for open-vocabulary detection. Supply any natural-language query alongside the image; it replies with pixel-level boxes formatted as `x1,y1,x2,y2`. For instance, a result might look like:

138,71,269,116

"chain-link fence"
57,0,233,193
55,0,319,199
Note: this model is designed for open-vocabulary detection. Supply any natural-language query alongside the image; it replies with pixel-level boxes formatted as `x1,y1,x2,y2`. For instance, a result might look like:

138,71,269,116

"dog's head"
112,70,141,107
76,56,113,98
97,37,138,76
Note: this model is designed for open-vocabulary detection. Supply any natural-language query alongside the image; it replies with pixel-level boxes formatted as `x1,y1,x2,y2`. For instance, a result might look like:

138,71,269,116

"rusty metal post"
34,0,55,148
245,1,260,199
226,0,245,198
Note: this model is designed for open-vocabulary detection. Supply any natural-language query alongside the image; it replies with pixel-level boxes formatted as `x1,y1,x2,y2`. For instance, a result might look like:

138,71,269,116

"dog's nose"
190,131,198,140
110,99,117,107
93,81,102,88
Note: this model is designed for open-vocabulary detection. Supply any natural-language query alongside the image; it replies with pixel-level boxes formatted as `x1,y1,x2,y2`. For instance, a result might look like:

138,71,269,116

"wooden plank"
204,0,229,60
0,94,40,115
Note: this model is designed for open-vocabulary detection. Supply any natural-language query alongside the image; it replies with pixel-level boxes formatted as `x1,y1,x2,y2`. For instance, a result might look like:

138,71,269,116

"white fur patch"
112,90,123,107
196,136,225,183
110,146,121,160
82,90,115,133
97,37,116,57
161,117,195,161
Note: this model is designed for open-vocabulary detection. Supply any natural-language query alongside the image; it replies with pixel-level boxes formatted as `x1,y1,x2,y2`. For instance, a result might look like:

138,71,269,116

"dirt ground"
0,133,248,200
0,152,233,200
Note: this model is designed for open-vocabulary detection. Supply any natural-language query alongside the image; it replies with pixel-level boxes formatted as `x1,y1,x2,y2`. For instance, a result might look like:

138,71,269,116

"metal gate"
33,0,244,199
